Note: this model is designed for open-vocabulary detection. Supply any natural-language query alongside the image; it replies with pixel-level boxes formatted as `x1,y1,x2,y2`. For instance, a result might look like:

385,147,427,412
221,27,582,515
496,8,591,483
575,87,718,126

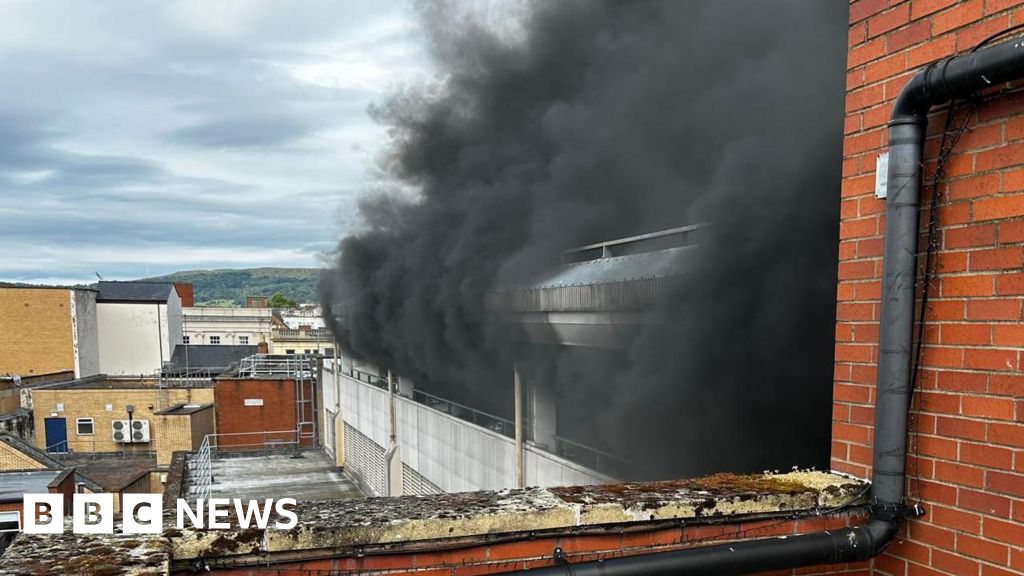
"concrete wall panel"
332,366,608,493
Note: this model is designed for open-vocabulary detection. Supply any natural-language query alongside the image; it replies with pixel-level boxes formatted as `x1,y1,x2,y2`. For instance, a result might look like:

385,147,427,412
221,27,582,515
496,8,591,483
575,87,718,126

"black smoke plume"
321,0,848,480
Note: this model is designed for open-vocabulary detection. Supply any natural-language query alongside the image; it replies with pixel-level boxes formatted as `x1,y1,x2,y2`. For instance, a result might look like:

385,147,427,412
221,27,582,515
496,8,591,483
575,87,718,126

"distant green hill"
143,268,320,307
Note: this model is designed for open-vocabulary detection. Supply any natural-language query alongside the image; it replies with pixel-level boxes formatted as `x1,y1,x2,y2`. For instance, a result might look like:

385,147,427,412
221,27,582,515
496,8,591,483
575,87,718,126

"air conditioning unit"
111,420,151,443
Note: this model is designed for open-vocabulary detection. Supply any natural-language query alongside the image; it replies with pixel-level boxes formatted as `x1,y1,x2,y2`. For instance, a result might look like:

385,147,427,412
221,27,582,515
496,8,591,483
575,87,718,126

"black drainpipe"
512,34,1024,576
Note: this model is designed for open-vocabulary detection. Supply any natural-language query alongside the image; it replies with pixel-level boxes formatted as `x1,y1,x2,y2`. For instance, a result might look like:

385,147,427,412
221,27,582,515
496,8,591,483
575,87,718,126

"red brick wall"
47,470,76,510
837,1,1024,574
0,501,23,530
214,379,314,448
175,283,195,308
206,515,869,575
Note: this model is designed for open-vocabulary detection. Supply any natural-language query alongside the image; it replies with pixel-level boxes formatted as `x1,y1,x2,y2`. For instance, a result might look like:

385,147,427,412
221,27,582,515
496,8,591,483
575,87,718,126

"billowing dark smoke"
321,0,847,479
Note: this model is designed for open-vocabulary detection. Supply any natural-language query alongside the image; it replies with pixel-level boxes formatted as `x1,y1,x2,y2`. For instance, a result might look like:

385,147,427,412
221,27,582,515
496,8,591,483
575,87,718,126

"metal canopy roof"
526,245,694,289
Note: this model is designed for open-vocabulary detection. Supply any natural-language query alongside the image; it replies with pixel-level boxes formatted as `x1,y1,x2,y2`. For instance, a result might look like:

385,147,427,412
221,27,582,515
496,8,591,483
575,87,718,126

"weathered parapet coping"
173,470,866,562
0,524,170,576
0,471,866,575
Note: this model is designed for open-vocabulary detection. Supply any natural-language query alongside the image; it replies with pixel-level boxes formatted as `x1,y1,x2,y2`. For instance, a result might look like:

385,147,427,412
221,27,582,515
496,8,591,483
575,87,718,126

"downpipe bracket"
869,500,926,522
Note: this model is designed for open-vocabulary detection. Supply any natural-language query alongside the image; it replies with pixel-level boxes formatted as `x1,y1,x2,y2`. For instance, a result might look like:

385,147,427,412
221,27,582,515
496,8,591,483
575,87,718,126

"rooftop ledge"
0,470,866,575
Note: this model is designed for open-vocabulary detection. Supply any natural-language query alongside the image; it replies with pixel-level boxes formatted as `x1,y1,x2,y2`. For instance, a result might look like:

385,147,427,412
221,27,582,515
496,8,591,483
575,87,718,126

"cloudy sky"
0,0,431,284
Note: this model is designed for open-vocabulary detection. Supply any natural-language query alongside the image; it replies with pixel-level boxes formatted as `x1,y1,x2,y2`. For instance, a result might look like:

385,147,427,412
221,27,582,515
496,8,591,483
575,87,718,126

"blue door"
44,417,67,453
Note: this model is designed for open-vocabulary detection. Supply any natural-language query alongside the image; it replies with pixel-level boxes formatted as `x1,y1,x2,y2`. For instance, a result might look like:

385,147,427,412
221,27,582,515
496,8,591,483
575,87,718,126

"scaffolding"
236,354,318,448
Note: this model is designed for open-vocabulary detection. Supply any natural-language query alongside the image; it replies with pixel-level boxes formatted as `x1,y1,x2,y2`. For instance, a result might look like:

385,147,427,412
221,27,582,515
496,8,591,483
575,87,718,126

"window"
210,336,220,345
0,511,20,533
324,348,334,358
183,335,190,344
285,349,295,355
76,418,94,435
304,349,312,354
238,336,249,345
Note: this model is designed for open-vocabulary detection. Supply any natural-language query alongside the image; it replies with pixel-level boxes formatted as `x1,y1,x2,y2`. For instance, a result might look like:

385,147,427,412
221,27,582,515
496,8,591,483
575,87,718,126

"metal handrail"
205,429,301,451
348,367,388,389
190,430,301,500
561,223,707,261
410,389,515,438
44,439,69,454
554,435,633,477
337,366,627,478
192,435,212,500
237,354,316,378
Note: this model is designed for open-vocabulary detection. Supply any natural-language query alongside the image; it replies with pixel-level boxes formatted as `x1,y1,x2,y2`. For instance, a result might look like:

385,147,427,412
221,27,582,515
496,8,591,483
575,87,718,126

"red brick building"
214,377,317,449
834,1,1024,574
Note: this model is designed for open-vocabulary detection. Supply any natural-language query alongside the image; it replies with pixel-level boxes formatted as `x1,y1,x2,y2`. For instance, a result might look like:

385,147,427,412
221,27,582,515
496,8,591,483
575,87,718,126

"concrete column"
333,354,345,468
514,364,524,489
396,376,414,398
385,371,403,496
527,372,557,451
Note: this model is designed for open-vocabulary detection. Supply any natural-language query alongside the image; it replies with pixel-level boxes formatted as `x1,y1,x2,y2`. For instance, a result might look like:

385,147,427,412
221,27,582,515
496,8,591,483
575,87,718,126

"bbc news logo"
23,494,298,534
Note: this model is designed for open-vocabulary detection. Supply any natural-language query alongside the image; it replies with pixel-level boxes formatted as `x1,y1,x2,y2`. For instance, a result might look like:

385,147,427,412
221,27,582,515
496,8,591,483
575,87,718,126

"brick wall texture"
154,414,193,467
154,407,214,466
0,441,46,472
206,514,870,576
214,379,315,449
0,380,19,415
835,1,1024,574
0,287,74,376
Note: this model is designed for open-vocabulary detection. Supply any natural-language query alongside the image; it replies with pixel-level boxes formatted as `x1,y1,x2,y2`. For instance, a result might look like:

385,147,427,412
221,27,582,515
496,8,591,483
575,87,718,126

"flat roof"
0,470,62,503
60,453,159,492
0,283,96,292
32,375,211,390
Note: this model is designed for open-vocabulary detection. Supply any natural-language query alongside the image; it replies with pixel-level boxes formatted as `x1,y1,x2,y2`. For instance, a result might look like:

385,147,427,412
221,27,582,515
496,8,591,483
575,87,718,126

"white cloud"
0,0,432,284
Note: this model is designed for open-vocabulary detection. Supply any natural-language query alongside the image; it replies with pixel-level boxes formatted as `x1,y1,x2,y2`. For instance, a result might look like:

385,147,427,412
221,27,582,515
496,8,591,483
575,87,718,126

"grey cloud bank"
0,0,429,284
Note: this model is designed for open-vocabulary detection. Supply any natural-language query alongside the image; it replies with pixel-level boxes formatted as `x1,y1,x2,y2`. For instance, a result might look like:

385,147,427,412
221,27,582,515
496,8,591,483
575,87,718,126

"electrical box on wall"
875,152,889,199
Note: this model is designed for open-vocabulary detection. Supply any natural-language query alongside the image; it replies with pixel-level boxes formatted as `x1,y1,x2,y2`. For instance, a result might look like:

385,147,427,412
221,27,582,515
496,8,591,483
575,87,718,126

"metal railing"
205,429,301,452
272,328,332,340
238,354,316,378
192,435,212,501
189,430,302,500
554,436,633,478
44,439,68,454
156,367,212,388
561,223,707,262
336,365,623,476
410,389,516,438
349,367,388,389
338,366,515,437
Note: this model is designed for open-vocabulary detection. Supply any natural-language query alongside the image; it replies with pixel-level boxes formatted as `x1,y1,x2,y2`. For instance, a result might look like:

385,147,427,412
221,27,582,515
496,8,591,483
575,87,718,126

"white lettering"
274,498,298,529
23,494,63,534
233,499,274,529
20,494,304,533
73,493,113,534
207,498,231,529
123,494,163,534
176,499,204,529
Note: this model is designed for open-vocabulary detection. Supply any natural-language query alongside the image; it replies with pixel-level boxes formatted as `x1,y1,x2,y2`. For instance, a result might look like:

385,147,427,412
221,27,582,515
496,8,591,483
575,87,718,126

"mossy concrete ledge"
0,471,865,575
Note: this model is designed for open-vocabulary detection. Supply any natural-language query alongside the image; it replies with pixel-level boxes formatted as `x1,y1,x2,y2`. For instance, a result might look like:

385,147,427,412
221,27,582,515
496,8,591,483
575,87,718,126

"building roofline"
0,283,97,292
0,435,105,492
